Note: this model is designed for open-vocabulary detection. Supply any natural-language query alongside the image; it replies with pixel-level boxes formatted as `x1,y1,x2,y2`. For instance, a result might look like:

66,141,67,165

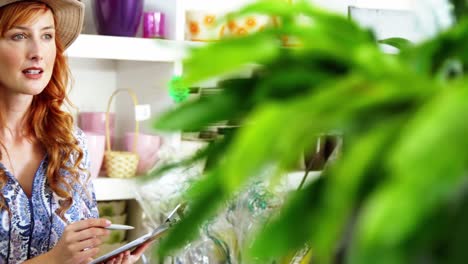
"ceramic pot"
221,14,273,38
78,112,114,133
185,10,222,41
93,0,144,37
123,132,162,175
84,131,105,178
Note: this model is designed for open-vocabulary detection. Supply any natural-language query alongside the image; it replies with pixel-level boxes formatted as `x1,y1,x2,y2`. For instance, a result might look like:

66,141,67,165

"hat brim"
1,0,84,49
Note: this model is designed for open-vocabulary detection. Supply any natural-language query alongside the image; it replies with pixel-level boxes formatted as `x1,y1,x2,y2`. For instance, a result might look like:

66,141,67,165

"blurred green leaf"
351,79,468,263
142,148,207,181
435,58,463,81
219,74,423,194
450,0,468,22
219,76,360,194
310,117,405,263
182,32,280,86
143,136,234,181
443,188,468,263
249,174,328,260
253,63,344,102
379,37,413,50
154,92,240,131
401,18,468,75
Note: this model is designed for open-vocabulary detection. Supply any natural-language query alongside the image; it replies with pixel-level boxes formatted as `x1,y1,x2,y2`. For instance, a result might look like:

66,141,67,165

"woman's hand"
49,218,111,264
103,241,153,264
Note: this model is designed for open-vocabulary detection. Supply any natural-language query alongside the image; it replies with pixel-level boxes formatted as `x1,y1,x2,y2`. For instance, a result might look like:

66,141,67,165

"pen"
105,224,135,230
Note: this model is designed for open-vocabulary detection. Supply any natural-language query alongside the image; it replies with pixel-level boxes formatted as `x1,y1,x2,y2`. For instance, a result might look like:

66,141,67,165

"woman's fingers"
122,251,131,263
131,241,153,257
74,227,110,242
50,219,111,264
72,236,104,252
107,252,124,264
68,218,111,232
99,241,152,264
63,219,110,247
76,247,100,263
117,253,124,263
83,257,94,264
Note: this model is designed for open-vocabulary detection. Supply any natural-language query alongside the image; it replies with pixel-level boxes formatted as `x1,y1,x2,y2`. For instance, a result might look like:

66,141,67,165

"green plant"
149,0,468,263
451,0,468,21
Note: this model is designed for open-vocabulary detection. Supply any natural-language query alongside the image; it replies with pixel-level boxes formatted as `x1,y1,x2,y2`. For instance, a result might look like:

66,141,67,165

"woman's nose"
28,40,44,61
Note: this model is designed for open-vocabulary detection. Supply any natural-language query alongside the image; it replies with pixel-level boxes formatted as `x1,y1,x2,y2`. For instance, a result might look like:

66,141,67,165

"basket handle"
105,88,140,153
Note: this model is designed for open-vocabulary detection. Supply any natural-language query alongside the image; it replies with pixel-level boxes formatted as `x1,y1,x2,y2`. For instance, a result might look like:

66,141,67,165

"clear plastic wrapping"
134,143,306,263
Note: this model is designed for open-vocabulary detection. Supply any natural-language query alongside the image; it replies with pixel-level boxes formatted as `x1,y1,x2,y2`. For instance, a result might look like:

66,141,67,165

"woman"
0,0,150,263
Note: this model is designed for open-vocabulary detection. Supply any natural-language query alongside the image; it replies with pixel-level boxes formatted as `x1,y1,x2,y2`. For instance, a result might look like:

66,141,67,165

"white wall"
182,0,254,12
67,59,117,116
354,0,411,10
179,0,414,17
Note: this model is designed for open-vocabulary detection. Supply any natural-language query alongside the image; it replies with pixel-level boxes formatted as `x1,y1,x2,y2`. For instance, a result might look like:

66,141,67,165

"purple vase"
93,0,144,37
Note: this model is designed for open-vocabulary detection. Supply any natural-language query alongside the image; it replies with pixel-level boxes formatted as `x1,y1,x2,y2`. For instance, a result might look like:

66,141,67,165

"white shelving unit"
70,3,187,208
72,0,257,203
92,171,321,202
93,177,137,201
67,34,190,62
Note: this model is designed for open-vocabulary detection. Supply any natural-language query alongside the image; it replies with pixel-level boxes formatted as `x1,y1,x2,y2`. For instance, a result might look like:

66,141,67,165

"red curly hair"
0,2,86,217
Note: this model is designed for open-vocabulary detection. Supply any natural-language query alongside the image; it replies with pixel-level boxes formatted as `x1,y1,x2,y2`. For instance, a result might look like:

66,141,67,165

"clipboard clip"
164,202,186,227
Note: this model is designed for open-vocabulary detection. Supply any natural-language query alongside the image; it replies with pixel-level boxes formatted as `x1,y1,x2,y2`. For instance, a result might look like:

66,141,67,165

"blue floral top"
0,128,99,263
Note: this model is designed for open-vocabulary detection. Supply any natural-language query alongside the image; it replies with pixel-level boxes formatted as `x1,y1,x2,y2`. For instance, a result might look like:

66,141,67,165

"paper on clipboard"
90,203,184,264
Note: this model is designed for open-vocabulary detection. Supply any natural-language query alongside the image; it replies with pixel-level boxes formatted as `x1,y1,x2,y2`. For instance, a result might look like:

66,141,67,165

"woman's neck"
0,93,33,141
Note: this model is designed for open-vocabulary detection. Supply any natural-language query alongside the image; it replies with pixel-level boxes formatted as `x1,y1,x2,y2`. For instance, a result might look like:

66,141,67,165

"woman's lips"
22,68,44,80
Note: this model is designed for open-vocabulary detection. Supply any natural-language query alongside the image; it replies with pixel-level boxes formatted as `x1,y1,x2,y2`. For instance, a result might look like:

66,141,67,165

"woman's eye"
12,33,26,40
43,33,54,40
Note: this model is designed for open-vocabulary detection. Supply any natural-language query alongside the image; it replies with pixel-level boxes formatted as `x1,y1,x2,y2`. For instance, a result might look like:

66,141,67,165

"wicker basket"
104,89,140,178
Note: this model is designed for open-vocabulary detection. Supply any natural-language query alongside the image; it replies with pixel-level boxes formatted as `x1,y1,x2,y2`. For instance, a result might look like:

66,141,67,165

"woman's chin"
22,82,49,95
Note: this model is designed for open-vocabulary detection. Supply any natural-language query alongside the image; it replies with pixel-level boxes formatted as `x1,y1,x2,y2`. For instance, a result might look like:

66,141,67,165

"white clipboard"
90,203,184,264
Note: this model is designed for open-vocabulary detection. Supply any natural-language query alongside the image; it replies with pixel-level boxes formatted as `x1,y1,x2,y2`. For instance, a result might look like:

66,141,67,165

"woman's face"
0,9,56,96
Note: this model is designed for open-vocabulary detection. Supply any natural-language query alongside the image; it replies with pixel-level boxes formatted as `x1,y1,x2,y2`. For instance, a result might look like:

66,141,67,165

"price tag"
135,104,151,121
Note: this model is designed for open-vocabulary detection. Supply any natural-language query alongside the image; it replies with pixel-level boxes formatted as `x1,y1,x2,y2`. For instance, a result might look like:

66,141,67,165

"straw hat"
0,0,84,49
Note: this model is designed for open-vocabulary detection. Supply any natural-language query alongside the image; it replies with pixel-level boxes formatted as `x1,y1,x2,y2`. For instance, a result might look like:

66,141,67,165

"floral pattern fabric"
0,128,99,264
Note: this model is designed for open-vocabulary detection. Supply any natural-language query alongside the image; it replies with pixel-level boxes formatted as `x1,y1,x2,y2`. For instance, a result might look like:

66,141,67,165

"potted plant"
148,0,468,263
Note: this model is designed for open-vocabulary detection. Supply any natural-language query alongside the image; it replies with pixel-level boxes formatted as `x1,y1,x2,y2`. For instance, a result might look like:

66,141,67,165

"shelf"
66,34,192,62
93,177,137,201
92,170,321,201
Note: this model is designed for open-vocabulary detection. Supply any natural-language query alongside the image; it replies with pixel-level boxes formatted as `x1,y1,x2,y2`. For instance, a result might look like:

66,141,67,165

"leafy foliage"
450,0,468,22
378,37,413,50
150,0,468,263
